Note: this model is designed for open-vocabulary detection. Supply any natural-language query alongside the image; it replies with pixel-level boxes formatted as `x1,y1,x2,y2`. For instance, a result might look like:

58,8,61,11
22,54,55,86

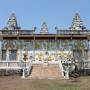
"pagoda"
69,13,86,30
40,22,48,34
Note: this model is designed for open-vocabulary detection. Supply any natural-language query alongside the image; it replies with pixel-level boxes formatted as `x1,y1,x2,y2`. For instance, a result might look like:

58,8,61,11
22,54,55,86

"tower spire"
3,13,21,30
40,22,48,34
69,13,86,30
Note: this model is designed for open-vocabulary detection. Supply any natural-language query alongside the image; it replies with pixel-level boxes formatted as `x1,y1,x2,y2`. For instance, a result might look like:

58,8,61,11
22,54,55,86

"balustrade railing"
0,61,21,69
0,30,90,36
1,30,19,35
0,60,32,69
0,30,35,35
57,30,89,35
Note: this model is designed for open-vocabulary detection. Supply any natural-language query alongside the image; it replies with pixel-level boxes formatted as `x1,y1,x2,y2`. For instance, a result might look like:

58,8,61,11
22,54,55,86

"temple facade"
0,13,90,78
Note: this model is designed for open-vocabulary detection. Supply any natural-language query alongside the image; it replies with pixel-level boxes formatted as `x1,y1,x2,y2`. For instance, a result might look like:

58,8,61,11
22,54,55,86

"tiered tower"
69,13,86,30
3,13,21,30
40,22,48,34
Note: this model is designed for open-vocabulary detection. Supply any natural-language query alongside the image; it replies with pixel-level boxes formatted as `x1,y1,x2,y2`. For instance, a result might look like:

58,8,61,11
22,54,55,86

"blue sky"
0,0,90,33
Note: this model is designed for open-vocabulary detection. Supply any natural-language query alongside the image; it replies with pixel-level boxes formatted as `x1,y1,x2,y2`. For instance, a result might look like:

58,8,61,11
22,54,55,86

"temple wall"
0,39,89,63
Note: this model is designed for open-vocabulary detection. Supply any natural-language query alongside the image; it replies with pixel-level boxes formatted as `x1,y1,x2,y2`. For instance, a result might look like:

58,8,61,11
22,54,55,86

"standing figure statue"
6,48,10,61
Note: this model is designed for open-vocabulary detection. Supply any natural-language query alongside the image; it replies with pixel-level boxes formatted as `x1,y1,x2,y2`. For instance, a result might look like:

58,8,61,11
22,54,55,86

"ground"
0,76,90,90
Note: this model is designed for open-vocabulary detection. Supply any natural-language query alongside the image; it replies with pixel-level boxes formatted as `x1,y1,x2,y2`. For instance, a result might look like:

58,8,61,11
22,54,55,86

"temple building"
0,13,90,78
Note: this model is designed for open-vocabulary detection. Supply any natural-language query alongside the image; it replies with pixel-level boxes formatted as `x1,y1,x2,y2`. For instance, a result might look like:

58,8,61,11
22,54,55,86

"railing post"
22,68,25,79
21,61,26,79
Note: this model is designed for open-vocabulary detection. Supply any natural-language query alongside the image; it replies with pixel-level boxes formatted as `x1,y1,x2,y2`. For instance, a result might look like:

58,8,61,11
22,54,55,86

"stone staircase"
28,64,63,79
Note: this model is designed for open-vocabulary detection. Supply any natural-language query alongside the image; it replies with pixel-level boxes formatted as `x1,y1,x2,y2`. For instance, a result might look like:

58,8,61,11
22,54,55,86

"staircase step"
28,64,63,79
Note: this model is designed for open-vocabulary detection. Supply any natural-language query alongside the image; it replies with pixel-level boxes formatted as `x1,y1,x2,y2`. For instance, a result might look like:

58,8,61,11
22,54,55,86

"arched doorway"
2,40,17,61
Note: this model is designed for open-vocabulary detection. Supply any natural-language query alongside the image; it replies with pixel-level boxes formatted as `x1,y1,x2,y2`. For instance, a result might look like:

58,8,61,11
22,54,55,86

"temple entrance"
2,50,17,61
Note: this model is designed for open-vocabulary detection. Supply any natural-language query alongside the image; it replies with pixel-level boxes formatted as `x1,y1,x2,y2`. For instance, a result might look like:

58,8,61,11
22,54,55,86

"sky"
0,0,90,33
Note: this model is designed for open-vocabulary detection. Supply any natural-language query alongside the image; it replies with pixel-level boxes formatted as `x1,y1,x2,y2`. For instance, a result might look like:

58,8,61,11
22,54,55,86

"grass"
0,76,90,90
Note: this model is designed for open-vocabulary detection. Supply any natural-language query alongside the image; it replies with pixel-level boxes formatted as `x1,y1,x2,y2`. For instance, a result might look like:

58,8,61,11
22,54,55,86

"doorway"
2,50,17,61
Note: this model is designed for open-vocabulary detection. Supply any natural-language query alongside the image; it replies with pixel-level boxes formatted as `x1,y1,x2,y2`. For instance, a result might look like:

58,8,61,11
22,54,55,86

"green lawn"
0,76,90,90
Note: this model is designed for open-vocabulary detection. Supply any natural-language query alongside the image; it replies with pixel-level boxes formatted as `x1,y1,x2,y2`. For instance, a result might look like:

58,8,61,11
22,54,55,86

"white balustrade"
0,60,33,78
0,61,21,69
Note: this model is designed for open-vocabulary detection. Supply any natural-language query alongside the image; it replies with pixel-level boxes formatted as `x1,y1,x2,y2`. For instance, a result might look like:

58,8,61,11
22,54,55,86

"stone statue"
6,48,10,61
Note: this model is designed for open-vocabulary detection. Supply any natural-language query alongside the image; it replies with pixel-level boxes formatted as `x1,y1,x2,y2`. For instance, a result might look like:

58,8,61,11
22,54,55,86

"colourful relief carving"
48,55,53,61
16,50,72,62
34,51,72,61
35,53,44,61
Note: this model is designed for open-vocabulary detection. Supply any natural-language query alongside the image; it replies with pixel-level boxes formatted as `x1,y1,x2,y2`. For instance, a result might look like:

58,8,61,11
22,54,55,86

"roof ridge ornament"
3,13,21,30
40,22,48,34
69,13,86,30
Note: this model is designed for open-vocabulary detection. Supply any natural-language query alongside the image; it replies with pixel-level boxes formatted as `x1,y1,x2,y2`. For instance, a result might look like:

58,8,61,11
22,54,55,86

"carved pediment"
2,40,16,50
